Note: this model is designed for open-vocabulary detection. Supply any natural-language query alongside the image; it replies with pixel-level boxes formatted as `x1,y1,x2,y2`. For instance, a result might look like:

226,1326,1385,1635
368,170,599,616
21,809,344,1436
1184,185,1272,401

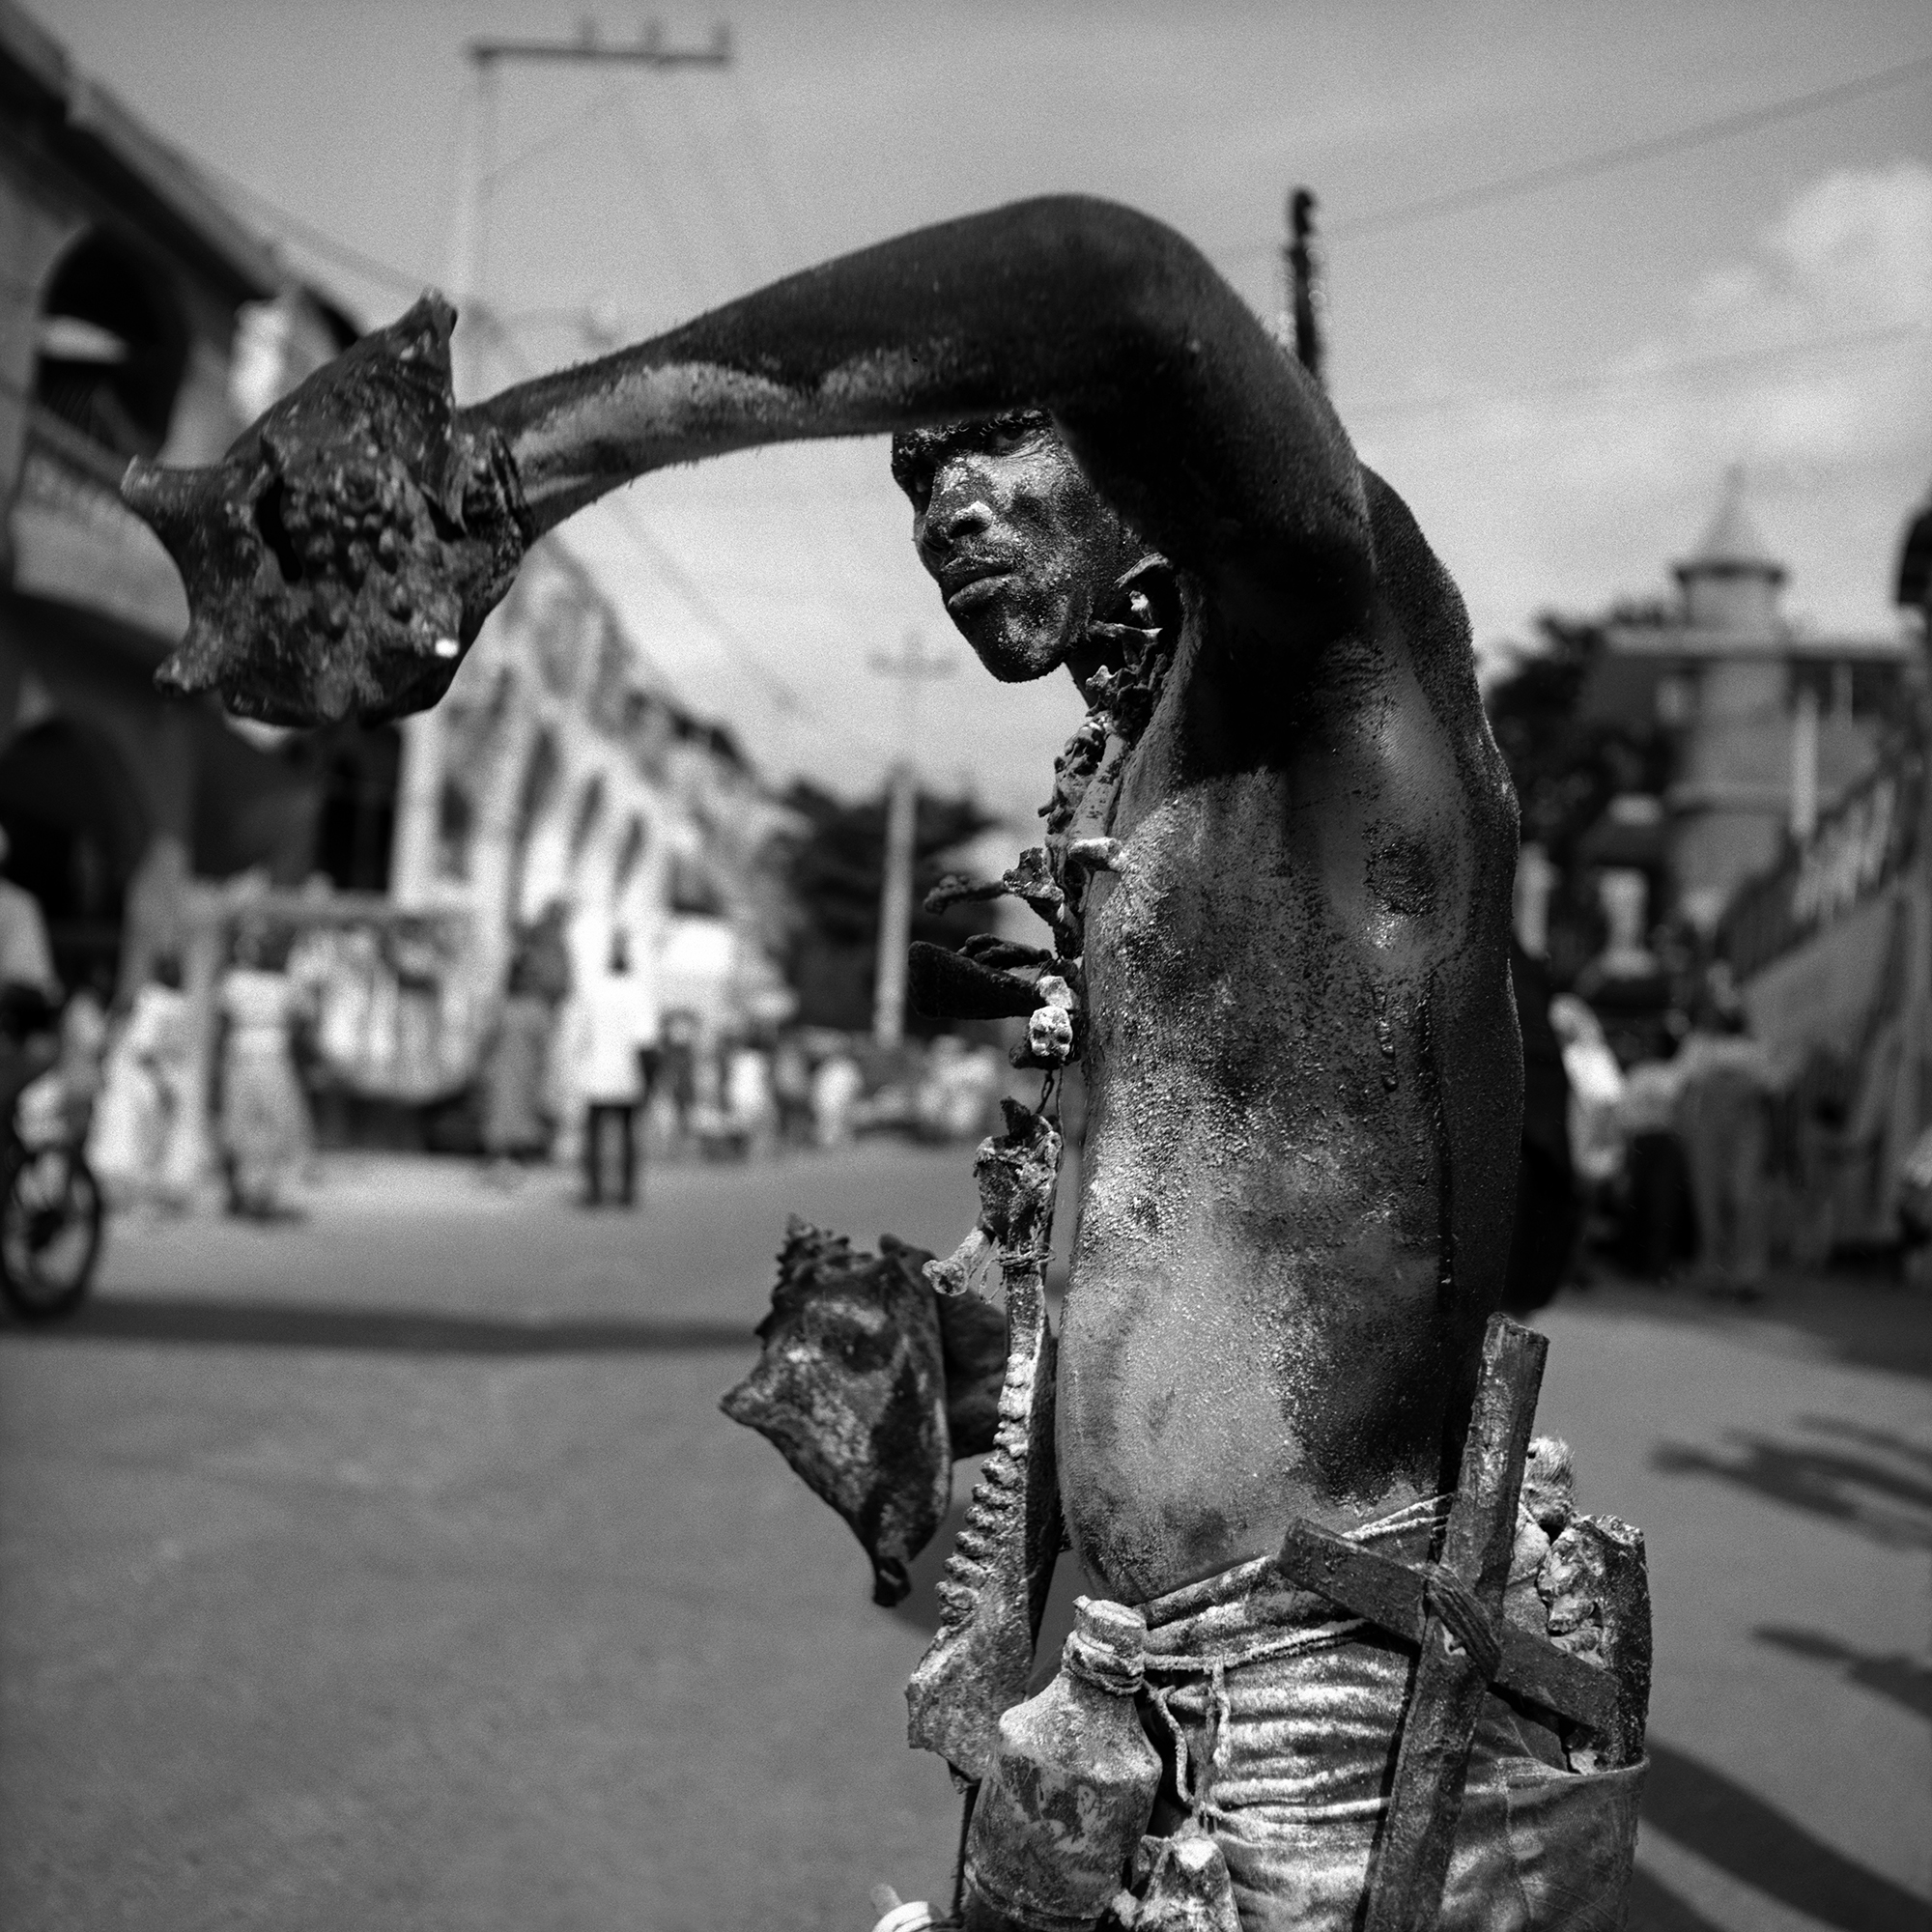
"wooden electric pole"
390,20,733,910
1285,186,1324,388
868,631,954,1048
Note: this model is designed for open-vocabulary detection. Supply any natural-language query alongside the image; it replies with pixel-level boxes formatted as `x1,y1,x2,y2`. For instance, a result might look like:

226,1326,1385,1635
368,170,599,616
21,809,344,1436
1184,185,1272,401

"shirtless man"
131,198,1634,1925
483,195,1521,1597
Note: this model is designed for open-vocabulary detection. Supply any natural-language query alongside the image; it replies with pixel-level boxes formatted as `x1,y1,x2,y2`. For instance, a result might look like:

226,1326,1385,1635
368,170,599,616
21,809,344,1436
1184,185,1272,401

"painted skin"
128,197,1523,1605
895,418,1521,1602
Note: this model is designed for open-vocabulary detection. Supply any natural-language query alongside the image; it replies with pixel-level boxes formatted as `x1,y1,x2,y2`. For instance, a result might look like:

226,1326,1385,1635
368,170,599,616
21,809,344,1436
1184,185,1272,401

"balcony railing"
6,402,186,646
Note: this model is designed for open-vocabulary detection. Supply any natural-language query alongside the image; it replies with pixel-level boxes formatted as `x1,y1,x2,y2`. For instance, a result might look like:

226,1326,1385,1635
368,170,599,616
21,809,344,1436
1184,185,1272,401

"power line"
475,308,813,720
1346,319,1928,426
664,66,766,290
1215,48,1932,261
726,65,806,270
482,84,627,189
191,158,427,299
610,85,715,315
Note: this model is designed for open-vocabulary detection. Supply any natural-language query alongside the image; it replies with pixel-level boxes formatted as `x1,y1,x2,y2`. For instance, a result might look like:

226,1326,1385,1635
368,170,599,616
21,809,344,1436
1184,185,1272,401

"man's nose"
919,471,994,561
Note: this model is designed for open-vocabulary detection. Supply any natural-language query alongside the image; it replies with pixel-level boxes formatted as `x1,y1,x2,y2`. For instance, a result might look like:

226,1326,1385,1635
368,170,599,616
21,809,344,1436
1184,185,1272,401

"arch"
0,718,151,993
32,232,190,460
435,777,472,884
613,814,649,894
506,729,564,925
567,774,607,873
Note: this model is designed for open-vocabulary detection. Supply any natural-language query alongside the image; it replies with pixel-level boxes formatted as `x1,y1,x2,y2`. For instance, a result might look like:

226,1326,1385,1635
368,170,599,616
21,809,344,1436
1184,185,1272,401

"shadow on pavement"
1641,1740,1930,1931
1555,1271,1932,1380
1754,1624,1932,1721
1652,1419,1932,1549
0,1294,753,1356
1625,1867,1727,1932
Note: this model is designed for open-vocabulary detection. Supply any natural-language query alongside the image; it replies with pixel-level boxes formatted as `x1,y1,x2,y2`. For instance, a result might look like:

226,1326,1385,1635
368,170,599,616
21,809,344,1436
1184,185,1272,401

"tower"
1667,468,1795,918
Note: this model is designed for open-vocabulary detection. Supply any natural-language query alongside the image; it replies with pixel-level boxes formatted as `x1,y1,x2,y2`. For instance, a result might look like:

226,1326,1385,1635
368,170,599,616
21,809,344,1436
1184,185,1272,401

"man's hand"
121,295,531,726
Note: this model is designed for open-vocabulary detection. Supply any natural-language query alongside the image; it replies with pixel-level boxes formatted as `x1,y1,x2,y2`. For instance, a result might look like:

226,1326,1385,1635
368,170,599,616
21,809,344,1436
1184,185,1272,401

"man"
0,826,61,1118
465,206,1518,1575
0,826,57,1013
569,928,659,1208
132,198,1631,1923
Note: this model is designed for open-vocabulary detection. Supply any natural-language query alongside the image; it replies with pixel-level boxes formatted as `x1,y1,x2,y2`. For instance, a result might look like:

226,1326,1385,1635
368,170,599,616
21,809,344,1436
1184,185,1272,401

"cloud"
1360,162,1932,655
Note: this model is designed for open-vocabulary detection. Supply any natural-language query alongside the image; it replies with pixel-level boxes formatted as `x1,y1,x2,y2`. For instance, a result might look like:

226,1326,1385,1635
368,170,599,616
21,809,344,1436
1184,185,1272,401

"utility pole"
1284,186,1324,388
389,19,733,910
869,630,953,1049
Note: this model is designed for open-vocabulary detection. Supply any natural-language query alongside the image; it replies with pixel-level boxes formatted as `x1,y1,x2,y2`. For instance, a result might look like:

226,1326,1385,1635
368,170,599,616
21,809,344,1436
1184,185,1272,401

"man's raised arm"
123,197,1370,726
480,196,1371,625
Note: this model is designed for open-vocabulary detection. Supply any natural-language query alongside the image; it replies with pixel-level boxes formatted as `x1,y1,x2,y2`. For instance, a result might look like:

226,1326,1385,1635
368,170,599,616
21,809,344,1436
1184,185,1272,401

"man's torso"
1055,476,1522,1603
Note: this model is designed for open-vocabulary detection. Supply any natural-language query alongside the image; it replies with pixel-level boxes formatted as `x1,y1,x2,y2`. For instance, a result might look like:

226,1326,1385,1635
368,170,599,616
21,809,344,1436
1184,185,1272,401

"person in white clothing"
571,930,659,1207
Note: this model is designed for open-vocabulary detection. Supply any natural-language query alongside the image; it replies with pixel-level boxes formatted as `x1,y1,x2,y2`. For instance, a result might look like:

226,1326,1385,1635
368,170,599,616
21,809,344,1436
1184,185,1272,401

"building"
0,0,359,995
1,1,796,1155
1583,468,1912,933
401,536,798,1049
1707,489,1932,1250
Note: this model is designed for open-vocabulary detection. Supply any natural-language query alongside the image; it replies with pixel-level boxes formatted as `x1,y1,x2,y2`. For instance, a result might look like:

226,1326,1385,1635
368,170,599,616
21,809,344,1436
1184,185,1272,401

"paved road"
0,1147,1925,1930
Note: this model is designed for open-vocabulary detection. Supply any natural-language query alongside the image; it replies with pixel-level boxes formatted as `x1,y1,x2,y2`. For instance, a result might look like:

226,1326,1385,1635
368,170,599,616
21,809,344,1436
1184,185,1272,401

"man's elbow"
994,196,1215,321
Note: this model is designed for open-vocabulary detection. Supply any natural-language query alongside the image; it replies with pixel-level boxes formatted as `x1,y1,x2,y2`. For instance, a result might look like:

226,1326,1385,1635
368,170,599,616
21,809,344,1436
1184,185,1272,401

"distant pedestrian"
658,1009,699,1154
216,920,309,1220
771,1032,813,1150
478,961,554,1180
570,930,658,1207
724,1037,776,1159
90,956,191,1210
810,1043,865,1150
1614,1054,1693,1281
0,826,57,1009
1675,972,1775,1295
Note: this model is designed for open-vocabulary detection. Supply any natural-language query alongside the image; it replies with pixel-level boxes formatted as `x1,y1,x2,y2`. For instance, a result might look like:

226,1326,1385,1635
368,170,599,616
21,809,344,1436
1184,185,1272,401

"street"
1,1145,1926,1931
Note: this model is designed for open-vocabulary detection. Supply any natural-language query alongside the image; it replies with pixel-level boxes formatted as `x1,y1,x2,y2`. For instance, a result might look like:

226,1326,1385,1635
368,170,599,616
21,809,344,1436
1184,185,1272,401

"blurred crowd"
0,853,1011,1229
7,831,1907,1275
476,912,1008,1208
1511,925,1922,1307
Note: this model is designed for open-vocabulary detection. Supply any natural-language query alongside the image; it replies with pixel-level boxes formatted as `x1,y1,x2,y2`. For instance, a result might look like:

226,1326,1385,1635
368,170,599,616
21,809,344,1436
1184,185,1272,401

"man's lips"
940,558,1011,610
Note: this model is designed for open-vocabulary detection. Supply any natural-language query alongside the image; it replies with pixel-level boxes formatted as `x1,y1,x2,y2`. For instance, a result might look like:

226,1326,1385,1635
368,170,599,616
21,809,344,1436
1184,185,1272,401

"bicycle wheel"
0,1142,104,1321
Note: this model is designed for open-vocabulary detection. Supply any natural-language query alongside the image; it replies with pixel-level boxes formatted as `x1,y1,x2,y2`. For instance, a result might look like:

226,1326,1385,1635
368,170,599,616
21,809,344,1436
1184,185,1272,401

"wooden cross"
1274,1314,1615,1932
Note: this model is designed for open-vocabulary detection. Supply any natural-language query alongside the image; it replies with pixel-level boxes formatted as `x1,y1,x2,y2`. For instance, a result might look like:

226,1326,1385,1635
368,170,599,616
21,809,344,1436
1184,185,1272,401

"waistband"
1137,1494,1451,1679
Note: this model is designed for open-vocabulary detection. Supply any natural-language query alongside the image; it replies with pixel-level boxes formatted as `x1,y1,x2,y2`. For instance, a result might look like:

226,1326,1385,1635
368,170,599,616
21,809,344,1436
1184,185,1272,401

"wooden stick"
1361,1316,1547,1932
1275,1520,1614,1733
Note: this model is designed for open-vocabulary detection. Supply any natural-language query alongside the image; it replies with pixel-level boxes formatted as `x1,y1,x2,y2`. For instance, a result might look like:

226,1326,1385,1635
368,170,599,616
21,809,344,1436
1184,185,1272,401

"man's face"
893,413,1131,683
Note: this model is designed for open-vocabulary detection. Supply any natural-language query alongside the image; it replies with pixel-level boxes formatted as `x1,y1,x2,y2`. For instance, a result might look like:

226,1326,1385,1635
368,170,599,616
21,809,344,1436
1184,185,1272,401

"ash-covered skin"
121,297,531,725
131,197,1524,1607
894,412,1520,1603
720,1219,1007,1606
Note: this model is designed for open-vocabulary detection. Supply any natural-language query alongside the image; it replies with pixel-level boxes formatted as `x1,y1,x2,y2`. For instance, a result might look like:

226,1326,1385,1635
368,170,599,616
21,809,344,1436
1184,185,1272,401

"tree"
1486,611,1674,985
779,780,1000,1036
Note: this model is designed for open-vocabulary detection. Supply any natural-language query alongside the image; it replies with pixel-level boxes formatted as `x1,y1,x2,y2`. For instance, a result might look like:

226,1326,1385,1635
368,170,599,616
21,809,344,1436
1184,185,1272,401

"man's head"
891,412,1149,684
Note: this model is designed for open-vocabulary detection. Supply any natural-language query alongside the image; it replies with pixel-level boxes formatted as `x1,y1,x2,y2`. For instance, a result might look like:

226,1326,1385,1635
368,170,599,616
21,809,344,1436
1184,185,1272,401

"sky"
32,0,1932,827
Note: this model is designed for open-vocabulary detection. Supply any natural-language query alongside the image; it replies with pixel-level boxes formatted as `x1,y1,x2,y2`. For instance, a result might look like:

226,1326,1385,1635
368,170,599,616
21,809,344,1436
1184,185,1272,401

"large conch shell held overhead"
119,295,532,726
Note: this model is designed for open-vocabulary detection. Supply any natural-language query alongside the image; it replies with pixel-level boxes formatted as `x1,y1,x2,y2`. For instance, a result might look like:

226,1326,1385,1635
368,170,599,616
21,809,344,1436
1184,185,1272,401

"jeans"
1134,1509,1644,1930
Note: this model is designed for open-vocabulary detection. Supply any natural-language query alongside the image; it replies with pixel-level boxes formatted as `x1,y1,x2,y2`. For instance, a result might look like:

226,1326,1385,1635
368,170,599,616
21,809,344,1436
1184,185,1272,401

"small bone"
925,1224,996,1299
1024,1006,1075,1065
1065,836,1125,875
1034,975,1074,1011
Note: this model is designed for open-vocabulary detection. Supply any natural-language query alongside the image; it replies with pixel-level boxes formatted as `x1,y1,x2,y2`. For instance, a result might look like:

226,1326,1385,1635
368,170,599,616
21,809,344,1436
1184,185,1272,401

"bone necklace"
905,563,1179,1785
